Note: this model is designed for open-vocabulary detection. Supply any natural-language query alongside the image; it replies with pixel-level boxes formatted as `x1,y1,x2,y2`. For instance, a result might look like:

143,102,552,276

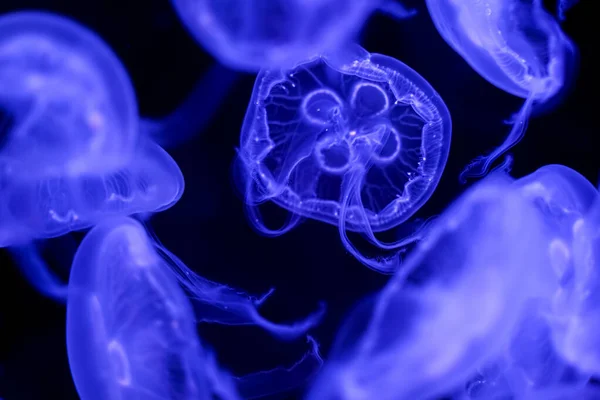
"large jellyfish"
236,45,451,272
306,173,553,400
0,11,184,302
170,0,416,72
67,217,324,400
424,0,578,182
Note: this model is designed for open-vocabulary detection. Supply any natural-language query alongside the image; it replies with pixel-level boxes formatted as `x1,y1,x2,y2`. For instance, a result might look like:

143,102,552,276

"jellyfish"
0,11,184,303
170,0,416,72
424,0,578,182
235,44,451,272
306,173,553,400
0,10,138,180
67,217,323,400
140,62,241,149
549,184,600,376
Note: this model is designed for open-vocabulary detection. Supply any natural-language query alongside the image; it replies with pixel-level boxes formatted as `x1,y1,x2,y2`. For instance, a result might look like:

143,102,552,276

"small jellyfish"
67,217,324,400
236,45,451,272
141,62,241,149
170,0,416,71
306,173,551,400
424,0,578,181
0,10,138,179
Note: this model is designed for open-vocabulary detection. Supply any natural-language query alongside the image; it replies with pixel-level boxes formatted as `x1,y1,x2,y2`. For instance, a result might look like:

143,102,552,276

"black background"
0,0,597,399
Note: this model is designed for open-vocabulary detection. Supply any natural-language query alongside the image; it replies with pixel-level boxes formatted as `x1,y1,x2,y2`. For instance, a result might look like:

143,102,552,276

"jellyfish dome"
0,11,138,180
237,45,451,269
0,137,184,247
306,173,552,400
170,0,377,71
67,217,242,400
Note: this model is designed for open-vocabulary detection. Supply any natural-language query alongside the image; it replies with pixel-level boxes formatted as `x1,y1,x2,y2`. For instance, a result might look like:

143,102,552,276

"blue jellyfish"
306,173,553,400
67,217,323,400
141,62,241,149
236,45,452,272
170,0,416,72
0,10,138,180
0,11,185,303
424,0,578,182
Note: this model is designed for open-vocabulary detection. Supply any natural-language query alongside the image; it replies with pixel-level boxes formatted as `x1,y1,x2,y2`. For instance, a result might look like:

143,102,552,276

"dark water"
0,0,597,399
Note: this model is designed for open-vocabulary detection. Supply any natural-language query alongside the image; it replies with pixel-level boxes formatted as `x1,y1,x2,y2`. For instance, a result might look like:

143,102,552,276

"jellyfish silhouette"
236,45,451,272
306,173,553,400
67,217,323,400
141,62,241,149
425,0,578,182
0,11,184,303
170,0,416,72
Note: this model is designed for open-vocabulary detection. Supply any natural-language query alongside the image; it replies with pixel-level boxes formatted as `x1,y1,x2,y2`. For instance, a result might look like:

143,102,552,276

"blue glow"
0,138,184,246
0,11,138,180
67,217,324,400
558,0,580,21
425,0,577,182
236,45,451,272
170,0,415,71
306,173,552,399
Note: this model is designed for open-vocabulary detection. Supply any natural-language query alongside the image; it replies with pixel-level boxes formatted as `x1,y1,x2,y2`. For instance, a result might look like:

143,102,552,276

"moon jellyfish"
306,173,551,400
425,0,577,182
0,10,138,179
236,45,451,272
170,0,416,72
550,185,600,376
0,11,186,303
67,217,324,400
141,63,241,149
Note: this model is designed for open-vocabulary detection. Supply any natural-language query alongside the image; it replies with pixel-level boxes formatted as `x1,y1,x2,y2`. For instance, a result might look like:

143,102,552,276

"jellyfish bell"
307,173,551,400
424,0,577,181
0,10,138,180
236,44,451,272
67,217,325,400
170,0,416,72
67,217,235,400
0,138,184,247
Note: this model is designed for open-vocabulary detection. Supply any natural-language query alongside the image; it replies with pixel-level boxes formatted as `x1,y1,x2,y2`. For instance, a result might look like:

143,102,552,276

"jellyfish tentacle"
459,94,535,183
9,244,68,303
143,63,240,148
